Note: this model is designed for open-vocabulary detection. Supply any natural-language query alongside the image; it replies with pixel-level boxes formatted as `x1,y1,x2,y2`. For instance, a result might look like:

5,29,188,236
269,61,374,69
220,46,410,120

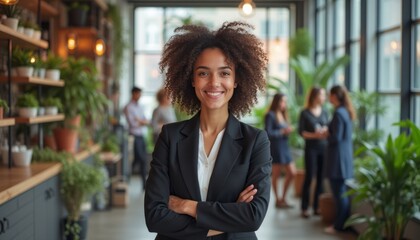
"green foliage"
288,28,313,59
11,48,34,67
68,1,89,11
351,90,387,150
60,157,104,222
32,147,71,163
16,93,39,108
346,120,420,240
58,57,108,121
0,4,21,18
42,97,63,110
45,53,63,69
101,135,120,153
106,4,127,82
0,98,9,112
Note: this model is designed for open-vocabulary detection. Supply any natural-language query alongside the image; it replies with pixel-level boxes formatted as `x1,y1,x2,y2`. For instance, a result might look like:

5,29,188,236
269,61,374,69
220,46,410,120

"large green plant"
59,57,108,123
346,120,420,240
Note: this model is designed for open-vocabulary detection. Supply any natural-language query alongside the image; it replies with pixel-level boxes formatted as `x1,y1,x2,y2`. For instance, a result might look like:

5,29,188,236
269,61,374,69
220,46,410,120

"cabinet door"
0,190,34,240
34,175,61,240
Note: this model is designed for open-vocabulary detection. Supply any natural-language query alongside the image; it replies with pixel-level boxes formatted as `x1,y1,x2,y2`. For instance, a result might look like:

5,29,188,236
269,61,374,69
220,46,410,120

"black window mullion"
400,0,412,129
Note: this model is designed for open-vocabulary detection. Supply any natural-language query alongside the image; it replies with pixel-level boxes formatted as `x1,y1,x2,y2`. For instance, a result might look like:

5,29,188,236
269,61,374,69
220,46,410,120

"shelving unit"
0,76,65,87
15,114,65,124
0,118,15,127
0,25,48,49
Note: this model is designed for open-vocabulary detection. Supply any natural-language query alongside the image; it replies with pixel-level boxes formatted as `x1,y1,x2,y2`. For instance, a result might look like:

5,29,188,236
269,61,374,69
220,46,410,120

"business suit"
264,111,292,164
145,113,272,240
325,106,353,231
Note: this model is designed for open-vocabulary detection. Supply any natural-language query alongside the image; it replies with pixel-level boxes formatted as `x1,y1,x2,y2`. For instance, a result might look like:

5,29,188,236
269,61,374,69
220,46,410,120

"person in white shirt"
145,21,272,240
124,87,149,190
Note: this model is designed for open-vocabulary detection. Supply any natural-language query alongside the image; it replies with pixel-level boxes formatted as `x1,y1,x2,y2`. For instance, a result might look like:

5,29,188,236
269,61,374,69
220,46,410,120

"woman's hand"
237,184,258,203
168,195,197,218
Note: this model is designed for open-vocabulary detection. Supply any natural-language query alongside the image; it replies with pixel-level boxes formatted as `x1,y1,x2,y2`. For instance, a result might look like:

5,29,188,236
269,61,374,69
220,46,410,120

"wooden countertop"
0,144,100,205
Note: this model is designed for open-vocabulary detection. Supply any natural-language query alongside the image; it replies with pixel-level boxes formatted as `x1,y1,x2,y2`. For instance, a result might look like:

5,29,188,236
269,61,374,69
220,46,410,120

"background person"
151,88,177,143
124,86,149,190
324,85,356,234
298,87,329,218
145,21,272,240
264,93,296,209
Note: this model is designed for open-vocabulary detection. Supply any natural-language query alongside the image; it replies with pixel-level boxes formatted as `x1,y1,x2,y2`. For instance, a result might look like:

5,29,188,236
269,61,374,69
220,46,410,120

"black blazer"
325,106,354,180
145,113,272,240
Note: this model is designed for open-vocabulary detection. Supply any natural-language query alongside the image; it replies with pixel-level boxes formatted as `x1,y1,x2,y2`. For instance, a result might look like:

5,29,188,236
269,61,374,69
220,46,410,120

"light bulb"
238,0,256,17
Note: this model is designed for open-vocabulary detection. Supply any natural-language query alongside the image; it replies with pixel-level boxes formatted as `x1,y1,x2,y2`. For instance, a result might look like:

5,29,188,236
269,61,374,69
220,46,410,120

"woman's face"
329,92,338,107
279,96,287,111
192,48,237,113
317,89,326,105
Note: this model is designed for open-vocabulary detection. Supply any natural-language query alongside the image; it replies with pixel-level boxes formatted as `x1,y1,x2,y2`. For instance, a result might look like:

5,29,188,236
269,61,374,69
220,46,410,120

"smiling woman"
144,21,271,240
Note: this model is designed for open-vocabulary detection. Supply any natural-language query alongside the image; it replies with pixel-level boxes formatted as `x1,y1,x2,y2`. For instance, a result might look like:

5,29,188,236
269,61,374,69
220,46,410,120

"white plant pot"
23,28,34,38
35,68,46,79
17,26,24,34
45,69,60,81
32,30,41,40
38,107,45,116
1,18,19,31
16,66,34,77
12,149,33,167
45,106,58,115
18,107,38,118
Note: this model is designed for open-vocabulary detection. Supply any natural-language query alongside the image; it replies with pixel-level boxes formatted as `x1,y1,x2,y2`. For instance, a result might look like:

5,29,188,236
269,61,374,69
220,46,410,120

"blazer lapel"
206,114,243,201
177,114,202,201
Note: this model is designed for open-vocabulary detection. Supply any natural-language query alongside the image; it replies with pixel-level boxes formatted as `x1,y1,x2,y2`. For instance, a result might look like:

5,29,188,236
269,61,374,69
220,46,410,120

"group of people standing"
265,85,356,233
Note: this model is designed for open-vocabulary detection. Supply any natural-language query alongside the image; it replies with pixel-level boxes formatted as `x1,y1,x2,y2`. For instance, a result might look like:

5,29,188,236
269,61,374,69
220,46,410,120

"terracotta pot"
319,192,336,224
54,127,78,153
294,169,305,197
44,135,57,151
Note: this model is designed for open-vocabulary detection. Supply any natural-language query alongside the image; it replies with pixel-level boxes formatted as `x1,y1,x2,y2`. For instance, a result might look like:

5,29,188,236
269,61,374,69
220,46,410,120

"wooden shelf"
0,25,48,49
0,76,64,87
18,0,59,20
0,118,15,127
75,144,101,162
15,114,65,124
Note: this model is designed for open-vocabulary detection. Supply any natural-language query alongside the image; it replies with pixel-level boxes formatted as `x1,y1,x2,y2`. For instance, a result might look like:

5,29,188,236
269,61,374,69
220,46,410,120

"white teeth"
206,92,222,96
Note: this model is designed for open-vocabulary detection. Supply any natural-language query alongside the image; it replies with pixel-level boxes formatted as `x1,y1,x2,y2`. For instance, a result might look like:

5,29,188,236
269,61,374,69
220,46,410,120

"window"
379,0,401,30
415,25,420,89
350,42,360,90
351,0,361,40
378,31,401,91
316,9,326,52
335,0,345,45
377,95,400,138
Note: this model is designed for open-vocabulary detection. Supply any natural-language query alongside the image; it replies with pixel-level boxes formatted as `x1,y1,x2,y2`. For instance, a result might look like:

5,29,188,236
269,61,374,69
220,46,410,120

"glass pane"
415,25,420,89
335,0,345,45
135,8,164,51
351,0,361,39
317,0,326,8
417,0,420,18
268,9,290,82
316,53,325,66
327,4,334,50
378,31,401,91
379,0,401,30
134,54,162,93
334,47,346,85
413,96,420,126
350,42,360,91
377,95,400,139
316,9,325,51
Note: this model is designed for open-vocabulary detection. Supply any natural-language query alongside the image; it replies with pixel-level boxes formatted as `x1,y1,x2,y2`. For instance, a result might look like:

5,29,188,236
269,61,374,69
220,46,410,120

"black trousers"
301,146,324,212
133,135,147,189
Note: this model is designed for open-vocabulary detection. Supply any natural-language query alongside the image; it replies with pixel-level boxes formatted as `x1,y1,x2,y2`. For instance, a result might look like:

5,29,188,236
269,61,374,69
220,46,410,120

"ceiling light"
238,0,256,17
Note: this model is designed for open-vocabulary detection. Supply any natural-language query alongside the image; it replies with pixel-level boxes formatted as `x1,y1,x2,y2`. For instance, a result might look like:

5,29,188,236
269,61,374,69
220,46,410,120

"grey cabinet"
34,175,62,240
0,189,34,240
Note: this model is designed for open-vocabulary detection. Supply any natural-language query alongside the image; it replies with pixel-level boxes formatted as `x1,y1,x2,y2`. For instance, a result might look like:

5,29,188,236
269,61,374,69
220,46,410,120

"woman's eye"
221,72,231,77
197,72,208,77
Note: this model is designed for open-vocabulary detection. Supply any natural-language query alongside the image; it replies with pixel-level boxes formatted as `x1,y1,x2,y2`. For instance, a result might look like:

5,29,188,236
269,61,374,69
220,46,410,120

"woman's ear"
234,82,238,88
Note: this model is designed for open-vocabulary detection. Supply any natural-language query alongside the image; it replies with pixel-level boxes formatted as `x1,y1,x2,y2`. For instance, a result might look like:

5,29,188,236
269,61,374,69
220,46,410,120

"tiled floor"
87,176,357,240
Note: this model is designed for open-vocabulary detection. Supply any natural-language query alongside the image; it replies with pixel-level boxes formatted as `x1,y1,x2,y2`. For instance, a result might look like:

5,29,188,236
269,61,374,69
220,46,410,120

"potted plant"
67,1,89,27
0,4,21,30
42,97,62,115
45,53,63,81
16,93,39,118
53,57,108,153
60,157,103,240
33,55,46,79
345,120,420,240
0,98,9,119
11,48,34,77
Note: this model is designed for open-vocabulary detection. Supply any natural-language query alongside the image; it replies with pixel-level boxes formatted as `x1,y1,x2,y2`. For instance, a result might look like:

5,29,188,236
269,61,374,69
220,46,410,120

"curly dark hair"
159,21,268,117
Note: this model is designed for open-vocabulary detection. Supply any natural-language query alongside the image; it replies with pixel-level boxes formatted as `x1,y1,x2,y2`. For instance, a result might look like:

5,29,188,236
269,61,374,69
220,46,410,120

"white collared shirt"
198,128,225,201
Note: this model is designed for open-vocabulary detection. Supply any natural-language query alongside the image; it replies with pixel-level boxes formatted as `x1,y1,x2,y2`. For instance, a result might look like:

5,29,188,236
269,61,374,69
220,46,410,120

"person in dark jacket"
145,22,271,240
324,85,356,234
298,87,329,218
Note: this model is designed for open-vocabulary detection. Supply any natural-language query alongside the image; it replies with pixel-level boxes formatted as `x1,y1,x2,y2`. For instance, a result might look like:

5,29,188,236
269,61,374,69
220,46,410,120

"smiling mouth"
204,91,224,97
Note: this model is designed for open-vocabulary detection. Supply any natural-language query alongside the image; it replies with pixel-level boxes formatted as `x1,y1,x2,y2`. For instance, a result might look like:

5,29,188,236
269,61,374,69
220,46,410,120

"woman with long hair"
324,85,356,233
298,87,329,218
264,93,296,208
